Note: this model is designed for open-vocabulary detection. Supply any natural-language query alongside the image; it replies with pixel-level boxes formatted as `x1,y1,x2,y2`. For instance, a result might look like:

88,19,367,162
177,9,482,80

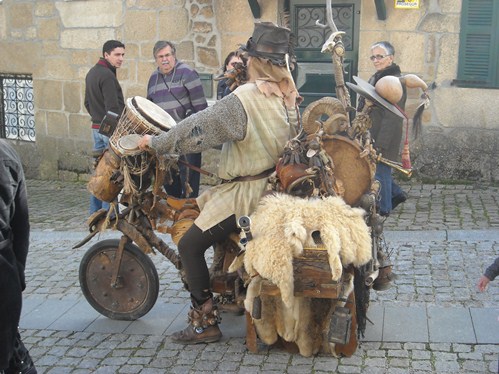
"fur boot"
171,298,222,344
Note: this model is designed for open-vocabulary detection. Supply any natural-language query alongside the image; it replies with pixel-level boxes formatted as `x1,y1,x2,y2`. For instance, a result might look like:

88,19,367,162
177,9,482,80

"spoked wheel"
79,239,159,320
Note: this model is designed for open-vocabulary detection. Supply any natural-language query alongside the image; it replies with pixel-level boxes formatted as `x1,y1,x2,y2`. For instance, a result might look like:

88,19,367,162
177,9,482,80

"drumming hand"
138,135,152,150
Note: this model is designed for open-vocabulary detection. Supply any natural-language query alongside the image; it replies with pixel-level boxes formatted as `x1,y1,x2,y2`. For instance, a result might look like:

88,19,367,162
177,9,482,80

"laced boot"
171,297,222,344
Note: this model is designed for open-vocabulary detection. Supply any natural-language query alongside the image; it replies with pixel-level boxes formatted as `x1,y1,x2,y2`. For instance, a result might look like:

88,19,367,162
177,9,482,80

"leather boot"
171,298,222,344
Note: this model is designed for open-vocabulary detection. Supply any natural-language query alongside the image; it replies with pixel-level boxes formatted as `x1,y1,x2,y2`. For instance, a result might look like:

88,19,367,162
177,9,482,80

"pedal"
328,306,352,344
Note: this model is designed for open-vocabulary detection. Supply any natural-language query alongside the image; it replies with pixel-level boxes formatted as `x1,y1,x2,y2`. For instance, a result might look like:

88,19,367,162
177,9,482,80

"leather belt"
222,167,275,184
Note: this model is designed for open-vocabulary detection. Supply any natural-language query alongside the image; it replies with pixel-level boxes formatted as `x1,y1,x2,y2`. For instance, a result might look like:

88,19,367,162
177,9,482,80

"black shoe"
5,332,37,374
391,192,408,210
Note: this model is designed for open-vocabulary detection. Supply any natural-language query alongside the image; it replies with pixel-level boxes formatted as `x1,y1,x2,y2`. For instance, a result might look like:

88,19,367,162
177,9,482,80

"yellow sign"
394,0,420,9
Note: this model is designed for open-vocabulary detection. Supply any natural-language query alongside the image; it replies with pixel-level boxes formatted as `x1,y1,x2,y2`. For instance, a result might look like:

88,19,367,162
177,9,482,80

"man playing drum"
138,22,300,344
146,41,208,199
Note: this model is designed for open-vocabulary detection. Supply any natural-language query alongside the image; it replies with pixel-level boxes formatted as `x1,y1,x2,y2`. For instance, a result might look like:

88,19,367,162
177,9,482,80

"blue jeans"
375,163,404,215
90,129,110,215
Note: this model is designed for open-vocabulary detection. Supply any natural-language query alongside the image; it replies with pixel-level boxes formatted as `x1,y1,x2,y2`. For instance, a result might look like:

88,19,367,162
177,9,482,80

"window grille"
0,73,35,141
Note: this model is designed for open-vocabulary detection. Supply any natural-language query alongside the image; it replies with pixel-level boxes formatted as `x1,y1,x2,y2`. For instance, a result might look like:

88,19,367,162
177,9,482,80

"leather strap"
178,158,274,184
222,167,275,183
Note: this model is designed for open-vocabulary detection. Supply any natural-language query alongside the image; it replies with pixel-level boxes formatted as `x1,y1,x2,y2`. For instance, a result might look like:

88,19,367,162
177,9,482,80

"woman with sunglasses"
358,41,408,217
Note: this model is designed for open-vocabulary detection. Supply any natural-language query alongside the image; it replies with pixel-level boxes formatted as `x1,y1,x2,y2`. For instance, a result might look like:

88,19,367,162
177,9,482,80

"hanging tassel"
401,139,411,170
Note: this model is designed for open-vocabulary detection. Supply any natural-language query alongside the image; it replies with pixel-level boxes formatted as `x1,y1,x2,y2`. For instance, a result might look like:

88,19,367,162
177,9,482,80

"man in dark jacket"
84,39,125,214
0,140,37,374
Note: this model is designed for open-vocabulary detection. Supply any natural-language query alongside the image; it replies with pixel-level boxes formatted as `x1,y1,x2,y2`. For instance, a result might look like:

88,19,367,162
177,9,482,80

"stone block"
35,2,56,17
68,114,91,140
64,82,82,114
419,13,460,34
200,5,214,18
391,32,426,74
386,6,423,30
40,40,60,57
125,10,157,41
440,0,462,14
60,28,116,50
434,87,499,129
55,0,123,28
158,8,189,40
192,22,212,33
10,3,34,29
215,1,254,33
470,308,499,344
35,56,75,80
38,18,59,40
46,111,69,137
436,34,459,82
415,128,499,181
35,80,63,110
138,61,155,87
125,42,139,61
0,6,5,39
127,84,148,99
383,306,428,342
427,306,476,343
0,42,40,73
60,29,116,50
197,47,219,68
176,41,194,61
135,0,181,8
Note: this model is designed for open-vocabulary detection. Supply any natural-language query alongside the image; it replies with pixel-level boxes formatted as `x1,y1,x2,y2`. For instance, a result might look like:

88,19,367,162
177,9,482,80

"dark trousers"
164,153,202,198
177,215,237,303
0,238,22,369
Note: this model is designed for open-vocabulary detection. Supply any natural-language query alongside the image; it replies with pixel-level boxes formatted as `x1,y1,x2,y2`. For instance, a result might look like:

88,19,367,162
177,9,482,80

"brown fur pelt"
243,193,371,309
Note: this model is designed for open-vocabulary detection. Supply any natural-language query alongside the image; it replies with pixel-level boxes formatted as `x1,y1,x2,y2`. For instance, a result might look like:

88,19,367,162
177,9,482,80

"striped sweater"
146,61,208,122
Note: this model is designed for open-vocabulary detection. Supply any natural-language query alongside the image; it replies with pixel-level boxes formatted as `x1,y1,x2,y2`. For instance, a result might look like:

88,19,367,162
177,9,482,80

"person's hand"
477,275,491,292
138,135,152,150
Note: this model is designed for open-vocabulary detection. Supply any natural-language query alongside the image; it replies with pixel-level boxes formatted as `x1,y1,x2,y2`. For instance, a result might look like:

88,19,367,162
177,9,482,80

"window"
0,73,35,141
456,0,499,88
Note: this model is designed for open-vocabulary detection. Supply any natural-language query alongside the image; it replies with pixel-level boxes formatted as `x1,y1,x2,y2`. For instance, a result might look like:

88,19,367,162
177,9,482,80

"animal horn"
301,97,348,135
377,156,413,177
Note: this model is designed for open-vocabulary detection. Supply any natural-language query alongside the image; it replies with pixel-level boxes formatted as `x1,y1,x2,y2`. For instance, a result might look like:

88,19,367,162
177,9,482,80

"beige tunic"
195,83,297,231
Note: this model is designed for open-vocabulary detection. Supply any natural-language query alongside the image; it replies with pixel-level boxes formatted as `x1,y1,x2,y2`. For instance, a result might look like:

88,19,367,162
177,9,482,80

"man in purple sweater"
147,41,208,198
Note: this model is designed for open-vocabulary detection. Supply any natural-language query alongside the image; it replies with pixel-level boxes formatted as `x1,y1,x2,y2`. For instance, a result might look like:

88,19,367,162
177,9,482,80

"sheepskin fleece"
243,193,372,309
242,194,371,356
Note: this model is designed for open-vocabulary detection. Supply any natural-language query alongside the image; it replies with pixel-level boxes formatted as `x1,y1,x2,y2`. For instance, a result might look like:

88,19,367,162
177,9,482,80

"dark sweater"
359,63,407,162
84,58,125,126
484,257,499,281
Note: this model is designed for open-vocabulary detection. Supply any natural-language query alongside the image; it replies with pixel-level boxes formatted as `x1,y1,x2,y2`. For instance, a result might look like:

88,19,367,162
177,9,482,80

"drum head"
322,136,373,206
132,96,176,131
117,134,143,156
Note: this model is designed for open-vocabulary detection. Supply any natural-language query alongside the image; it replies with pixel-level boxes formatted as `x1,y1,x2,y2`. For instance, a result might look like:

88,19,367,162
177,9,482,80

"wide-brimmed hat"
240,22,296,67
346,76,405,118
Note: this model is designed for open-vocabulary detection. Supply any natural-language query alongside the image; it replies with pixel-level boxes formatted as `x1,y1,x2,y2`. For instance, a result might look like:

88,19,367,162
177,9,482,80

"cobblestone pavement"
20,179,499,373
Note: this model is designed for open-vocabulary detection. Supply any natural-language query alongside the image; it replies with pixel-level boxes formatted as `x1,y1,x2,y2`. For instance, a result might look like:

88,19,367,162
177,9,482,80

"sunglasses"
370,54,390,61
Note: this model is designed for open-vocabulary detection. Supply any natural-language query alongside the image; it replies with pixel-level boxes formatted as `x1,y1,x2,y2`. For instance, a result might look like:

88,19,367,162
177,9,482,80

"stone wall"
0,0,498,183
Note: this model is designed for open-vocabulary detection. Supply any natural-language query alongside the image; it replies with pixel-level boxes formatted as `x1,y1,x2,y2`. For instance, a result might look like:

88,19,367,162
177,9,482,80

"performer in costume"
138,22,300,344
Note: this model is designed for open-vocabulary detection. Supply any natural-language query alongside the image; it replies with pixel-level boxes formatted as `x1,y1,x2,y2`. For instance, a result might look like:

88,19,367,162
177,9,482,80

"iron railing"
0,73,35,141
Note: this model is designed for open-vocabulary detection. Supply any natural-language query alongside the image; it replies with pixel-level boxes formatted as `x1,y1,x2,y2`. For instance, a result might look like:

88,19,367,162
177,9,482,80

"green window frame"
455,0,499,88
